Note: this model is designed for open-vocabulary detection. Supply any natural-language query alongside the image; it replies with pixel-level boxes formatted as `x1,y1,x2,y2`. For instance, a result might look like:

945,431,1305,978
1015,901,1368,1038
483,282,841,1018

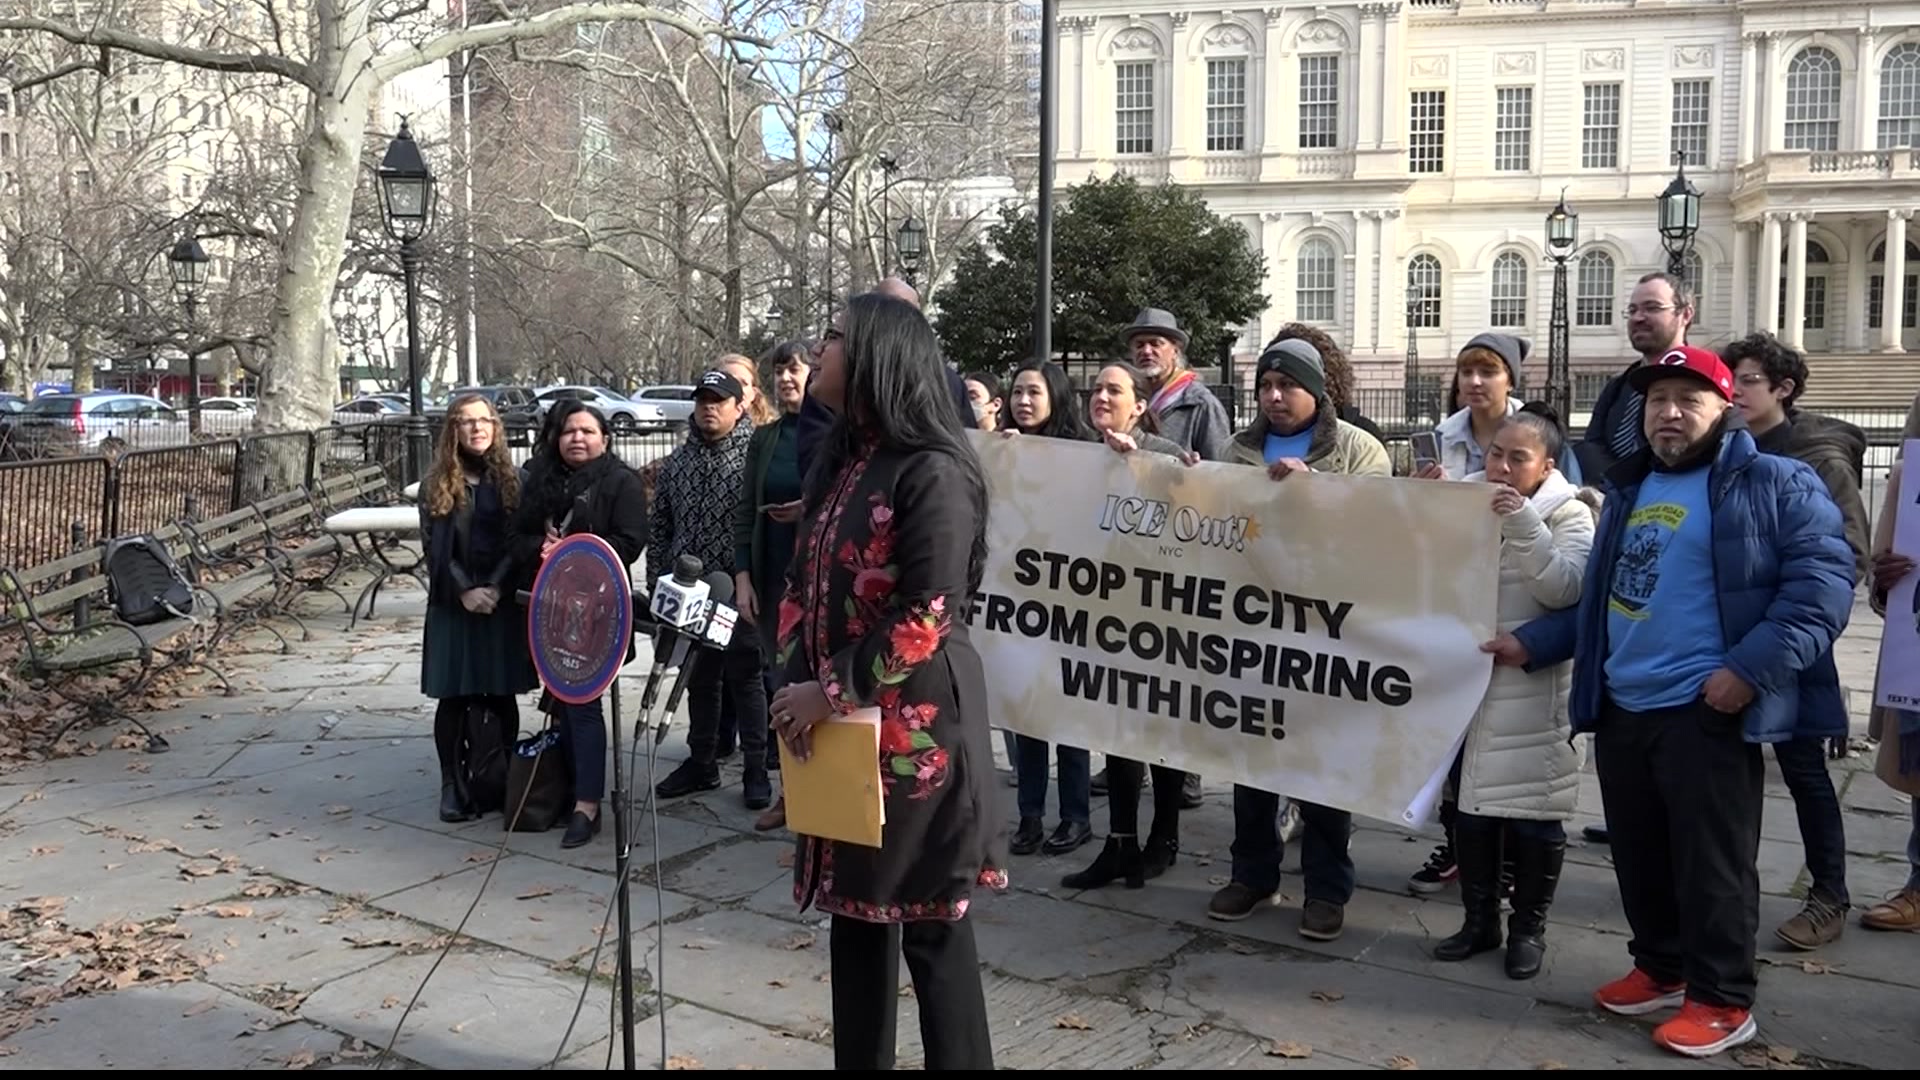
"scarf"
1149,369,1198,416
522,450,620,535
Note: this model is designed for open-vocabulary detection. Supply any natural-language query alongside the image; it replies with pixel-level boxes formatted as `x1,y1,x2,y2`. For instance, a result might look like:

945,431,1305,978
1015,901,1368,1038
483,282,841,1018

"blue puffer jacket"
1511,425,1856,743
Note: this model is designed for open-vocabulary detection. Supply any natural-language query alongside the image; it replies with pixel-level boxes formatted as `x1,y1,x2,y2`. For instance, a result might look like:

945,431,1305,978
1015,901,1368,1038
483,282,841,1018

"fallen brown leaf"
463,851,494,863
28,845,60,857
1053,1014,1093,1031
1310,989,1344,1003
324,805,352,816
780,931,816,951
337,1039,375,1060
1768,1046,1801,1066
767,979,788,988
21,790,45,803
381,995,402,1009
450,1020,467,1033
281,1047,316,1069
182,999,219,1017
666,1054,703,1070
1266,1041,1312,1059
1205,874,1230,886
681,939,717,951
1387,1055,1418,1070
515,886,555,901
211,904,254,919
1226,940,1258,956
1536,1063,1568,1071
776,850,795,868
345,936,403,949
1798,960,1830,975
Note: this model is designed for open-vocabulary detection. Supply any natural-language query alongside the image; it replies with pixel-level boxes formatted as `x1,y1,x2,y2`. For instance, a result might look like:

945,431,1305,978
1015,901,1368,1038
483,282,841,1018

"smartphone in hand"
1411,430,1441,472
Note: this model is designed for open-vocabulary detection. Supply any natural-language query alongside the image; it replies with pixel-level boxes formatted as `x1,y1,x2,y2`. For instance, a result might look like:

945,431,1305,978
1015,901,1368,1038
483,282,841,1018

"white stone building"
1052,0,1920,401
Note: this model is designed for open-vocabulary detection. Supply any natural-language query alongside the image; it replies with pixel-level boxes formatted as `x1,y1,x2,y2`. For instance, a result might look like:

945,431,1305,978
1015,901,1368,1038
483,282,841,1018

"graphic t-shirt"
1603,467,1725,711
1263,427,1314,465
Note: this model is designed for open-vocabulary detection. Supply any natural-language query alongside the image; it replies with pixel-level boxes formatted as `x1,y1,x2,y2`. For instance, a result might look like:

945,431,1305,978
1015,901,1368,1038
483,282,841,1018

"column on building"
1847,219,1871,352
1784,213,1809,351
1262,212,1289,327
1761,212,1784,334
1380,5,1406,149
1737,34,1758,165
1354,210,1378,350
1377,209,1403,356
1858,29,1879,153
1167,13,1194,158
1883,210,1909,352
1358,6,1382,151
1065,18,1089,158
1732,223,1752,333
1763,33,1783,155
1260,8,1286,159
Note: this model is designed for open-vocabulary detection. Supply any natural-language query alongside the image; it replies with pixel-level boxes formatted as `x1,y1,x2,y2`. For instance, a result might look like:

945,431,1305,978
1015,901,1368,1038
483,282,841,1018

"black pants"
1596,698,1763,1009
829,916,993,1070
686,634,768,770
1772,735,1850,905
432,694,520,774
1105,757,1184,837
1232,787,1355,902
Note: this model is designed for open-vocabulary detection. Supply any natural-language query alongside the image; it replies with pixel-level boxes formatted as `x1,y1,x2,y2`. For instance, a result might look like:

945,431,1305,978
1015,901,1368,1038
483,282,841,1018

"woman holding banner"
1062,361,1200,891
998,360,1097,857
768,291,1000,1070
1427,403,1595,979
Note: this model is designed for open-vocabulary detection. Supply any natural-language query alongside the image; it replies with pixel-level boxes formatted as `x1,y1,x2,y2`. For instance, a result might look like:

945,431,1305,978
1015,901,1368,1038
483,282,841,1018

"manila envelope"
777,708,886,848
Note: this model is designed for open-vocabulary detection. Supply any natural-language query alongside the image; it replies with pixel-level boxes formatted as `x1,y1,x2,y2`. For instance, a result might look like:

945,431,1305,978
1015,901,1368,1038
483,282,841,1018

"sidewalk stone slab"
560,1002,837,1070
227,816,501,899
502,812,736,876
0,777,223,830
299,948,610,1070
969,886,1195,982
0,817,257,927
658,835,791,902
371,855,697,962
635,909,836,1034
180,893,439,993
0,981,341,1069
223,659,396,693
895,971,1158,1070
1146,1023,1375,1069
5,741,237,786
1477,1006,1730,1070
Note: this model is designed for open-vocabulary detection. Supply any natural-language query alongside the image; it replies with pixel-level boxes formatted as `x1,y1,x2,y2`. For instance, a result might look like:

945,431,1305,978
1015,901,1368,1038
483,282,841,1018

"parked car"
9,392,191,458
633,385,697,428
425,386,541,444
532,385,669,433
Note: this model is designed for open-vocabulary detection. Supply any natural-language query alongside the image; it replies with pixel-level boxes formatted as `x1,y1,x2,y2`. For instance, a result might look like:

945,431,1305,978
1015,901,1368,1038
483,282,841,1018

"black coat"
510,454,650,664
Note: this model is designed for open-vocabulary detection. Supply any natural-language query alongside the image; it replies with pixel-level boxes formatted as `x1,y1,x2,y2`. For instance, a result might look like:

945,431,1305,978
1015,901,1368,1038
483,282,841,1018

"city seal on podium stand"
527,533,634,704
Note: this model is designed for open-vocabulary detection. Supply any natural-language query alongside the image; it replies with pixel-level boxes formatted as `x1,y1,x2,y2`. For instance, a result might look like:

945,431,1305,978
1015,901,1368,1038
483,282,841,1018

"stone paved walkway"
0,579,1913,1070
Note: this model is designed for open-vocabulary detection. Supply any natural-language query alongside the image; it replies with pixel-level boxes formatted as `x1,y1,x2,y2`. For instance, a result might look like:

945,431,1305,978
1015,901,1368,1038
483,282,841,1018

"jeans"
1013,734,1090,825
1597,699,1763,1010
1232,786,1355,904
556,696,606,804
1772,735,1850,905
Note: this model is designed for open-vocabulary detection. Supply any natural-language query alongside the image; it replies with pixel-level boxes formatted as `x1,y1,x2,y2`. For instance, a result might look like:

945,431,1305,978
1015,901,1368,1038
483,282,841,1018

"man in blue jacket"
1482,345,1854,1060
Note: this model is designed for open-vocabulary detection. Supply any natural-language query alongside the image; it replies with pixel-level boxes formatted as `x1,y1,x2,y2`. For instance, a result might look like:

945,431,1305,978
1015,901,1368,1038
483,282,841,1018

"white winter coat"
1454,469,1596,821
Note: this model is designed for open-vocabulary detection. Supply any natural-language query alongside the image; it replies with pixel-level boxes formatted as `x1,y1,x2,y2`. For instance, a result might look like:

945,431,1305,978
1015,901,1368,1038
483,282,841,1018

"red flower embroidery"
889,618,941,666
923,746,948,772
776,598,804,646
880,717,915,755
853,566,897,603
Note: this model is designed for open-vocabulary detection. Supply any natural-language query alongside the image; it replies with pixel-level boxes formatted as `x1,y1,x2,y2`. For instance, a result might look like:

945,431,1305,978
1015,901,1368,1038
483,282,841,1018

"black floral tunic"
777,442,1007,923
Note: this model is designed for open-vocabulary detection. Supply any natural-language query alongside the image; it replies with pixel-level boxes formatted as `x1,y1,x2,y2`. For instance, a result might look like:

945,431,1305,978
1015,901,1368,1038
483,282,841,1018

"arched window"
1407,254,1442,328
1575,251,1615,327
1682,250,1704,302
1295,237,1337,322
1777,241,1830,329
1490,251,1529,328
1879,43,1920,149
1785,47,1842,151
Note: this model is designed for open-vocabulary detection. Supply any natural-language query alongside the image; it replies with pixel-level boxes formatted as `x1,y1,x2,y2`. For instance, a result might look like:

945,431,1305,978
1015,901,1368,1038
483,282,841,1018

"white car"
532,386,670,433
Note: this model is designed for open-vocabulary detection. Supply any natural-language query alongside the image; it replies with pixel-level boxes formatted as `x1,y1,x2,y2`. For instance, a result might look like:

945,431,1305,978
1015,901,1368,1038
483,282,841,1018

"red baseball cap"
1627,345,1735,402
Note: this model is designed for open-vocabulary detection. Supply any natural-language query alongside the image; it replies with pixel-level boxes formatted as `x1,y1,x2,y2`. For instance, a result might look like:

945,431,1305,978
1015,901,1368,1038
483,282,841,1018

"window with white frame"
1115,61,1155,154
1576,252,1616,326
1776,241,1829,329
1407,254,1443,328
1490,252,1529,327
1494,87,1533,172
1410,90,1446,174
1671,80,1711,166
1879,43,1920,149
1683,251,1705,317
1785,48,1841,151
1299,55,1338,149
1582,84,1620,169
1295,238,1337,322
1868,239,1919,329
1206,58,1247,152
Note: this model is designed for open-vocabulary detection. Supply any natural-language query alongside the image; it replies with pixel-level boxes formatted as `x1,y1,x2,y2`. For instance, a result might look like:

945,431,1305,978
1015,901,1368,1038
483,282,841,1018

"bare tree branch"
370,2,781,83
0,15,314,88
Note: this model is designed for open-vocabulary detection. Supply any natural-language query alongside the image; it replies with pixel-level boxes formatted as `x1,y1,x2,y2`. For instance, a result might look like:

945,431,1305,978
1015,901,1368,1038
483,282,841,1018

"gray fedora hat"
1122,307,1189,350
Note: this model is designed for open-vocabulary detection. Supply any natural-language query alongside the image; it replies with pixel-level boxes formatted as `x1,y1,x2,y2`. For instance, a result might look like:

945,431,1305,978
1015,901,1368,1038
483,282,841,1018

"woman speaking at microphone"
511,400,649,849
768,291,1001,1070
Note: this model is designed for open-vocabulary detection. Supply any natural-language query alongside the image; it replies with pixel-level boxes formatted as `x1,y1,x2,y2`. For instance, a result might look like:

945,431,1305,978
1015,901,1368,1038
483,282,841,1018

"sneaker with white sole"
1593,968,1686,1016
1652,1000,1757,1058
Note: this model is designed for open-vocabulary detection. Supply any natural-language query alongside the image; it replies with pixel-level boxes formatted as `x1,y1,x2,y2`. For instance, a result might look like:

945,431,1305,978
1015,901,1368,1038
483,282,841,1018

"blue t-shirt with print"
1604,466,1725,711
1263,428,1314,465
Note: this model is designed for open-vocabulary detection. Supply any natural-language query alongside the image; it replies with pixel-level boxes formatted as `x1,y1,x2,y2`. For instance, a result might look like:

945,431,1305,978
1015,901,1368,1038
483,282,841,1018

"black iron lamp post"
1035,0,1056,364
167,236,210,433
1545,191,1579,422
376,117,436,483
1658,150,1701,277
895,215,925,288
1403,287,1424,425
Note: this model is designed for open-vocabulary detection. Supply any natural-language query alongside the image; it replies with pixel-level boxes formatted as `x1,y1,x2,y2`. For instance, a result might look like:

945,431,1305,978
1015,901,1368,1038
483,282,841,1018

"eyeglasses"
452,417,496,428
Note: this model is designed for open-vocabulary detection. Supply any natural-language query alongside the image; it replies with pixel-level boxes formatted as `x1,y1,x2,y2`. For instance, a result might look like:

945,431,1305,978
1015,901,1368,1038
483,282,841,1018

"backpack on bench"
103,535,196,626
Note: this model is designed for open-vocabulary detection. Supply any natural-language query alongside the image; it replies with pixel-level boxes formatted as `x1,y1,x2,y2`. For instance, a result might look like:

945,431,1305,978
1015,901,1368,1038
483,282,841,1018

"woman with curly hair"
420,393,540,823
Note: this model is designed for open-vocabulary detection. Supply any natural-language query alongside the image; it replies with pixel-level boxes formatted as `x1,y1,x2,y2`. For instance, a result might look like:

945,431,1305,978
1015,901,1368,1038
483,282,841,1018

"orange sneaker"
1593,968,1685,1016
1652,1000,1757,1058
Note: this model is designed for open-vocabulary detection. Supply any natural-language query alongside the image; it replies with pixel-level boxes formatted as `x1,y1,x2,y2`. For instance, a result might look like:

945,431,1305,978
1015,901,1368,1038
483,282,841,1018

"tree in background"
933,176,1267,377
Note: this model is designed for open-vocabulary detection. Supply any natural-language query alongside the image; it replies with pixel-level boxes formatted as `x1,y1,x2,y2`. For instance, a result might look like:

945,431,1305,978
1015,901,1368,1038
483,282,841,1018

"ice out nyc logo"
1096,493,1257,557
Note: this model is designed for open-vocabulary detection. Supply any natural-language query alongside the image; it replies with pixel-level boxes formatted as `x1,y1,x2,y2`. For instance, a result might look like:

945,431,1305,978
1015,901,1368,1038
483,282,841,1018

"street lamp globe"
1545,192,1578,262
168,236,210,291
1658,154,1702,262
895,215,925,267
377,117,436,243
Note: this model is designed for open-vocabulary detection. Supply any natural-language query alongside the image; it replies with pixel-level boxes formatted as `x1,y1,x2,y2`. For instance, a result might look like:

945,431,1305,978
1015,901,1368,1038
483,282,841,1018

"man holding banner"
1204,337,1392,938
1489,346,1855,1059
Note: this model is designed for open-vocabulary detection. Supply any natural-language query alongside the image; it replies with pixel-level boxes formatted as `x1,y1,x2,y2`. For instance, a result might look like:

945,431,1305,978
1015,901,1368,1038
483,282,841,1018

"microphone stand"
607,673,637,1072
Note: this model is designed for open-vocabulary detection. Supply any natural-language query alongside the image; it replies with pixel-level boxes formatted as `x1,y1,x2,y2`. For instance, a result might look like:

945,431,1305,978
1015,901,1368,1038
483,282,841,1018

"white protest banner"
964,431,1503,826
1874,440,1920,709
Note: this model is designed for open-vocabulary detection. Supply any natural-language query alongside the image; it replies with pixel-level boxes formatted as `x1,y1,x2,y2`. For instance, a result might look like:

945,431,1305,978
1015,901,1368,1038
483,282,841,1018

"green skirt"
420,599,541,699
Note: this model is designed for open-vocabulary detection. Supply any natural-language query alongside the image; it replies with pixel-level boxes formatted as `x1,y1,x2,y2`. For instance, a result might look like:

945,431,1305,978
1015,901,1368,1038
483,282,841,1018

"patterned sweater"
647,418,755,587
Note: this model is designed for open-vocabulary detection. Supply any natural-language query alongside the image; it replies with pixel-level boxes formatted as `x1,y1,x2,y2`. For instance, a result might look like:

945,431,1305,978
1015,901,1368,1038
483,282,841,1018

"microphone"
653,571,737,745
637,555,707,715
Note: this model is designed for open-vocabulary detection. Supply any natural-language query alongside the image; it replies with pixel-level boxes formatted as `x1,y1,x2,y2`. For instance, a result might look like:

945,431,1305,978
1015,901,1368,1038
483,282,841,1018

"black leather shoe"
439,782,475,823
1142,827,1180,878
1009,816,1046,856
743,769,773,812
656,760,722,799
1041,820,1093,855
561,809,601,849
1061,836,1143,890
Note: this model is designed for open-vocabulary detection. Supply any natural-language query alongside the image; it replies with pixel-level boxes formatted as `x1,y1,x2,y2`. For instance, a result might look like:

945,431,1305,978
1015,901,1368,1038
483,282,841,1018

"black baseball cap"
694,369,745,402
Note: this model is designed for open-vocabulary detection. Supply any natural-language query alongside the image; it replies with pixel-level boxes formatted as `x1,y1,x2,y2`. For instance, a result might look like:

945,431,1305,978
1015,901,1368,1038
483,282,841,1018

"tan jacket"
1226,408,1392,478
